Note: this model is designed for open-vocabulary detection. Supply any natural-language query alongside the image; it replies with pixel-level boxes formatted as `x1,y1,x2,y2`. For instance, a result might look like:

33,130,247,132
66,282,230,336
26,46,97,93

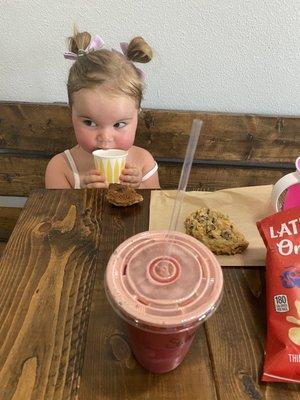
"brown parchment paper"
150,185,274,267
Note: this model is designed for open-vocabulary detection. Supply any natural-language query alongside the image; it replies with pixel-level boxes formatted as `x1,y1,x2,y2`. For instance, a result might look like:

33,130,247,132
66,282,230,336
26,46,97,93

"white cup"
93,149,128,184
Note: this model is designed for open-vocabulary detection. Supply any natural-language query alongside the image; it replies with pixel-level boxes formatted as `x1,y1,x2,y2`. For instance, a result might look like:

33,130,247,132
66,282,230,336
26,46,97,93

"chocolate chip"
221,230,232,240
205,223,216,233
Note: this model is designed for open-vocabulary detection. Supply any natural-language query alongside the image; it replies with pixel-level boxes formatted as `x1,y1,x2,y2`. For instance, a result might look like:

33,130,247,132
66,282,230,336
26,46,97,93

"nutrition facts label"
274,294,289,312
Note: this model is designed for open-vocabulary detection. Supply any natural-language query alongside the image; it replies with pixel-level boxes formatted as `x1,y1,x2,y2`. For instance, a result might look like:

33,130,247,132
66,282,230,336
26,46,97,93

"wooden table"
0,189,299,400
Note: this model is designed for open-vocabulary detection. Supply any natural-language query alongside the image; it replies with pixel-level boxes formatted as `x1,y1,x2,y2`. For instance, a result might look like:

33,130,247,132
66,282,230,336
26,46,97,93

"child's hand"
119,162,142,188
81,169,108,188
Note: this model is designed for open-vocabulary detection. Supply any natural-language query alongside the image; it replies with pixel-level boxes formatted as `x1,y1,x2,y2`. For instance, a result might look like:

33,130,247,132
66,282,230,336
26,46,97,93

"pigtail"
127,37,153,64
68,26,91,54
66,28,150,107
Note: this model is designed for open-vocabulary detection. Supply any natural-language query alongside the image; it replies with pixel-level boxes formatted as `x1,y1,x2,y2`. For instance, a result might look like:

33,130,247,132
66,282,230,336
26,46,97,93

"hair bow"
113,42,146,81
64,35,105,60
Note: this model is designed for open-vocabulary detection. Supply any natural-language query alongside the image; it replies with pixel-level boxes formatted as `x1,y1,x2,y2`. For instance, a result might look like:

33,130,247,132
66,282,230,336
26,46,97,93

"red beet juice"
105,230,223,373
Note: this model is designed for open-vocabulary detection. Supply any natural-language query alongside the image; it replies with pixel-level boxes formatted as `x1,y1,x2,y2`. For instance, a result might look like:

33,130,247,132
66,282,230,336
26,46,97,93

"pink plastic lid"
105,231,223,330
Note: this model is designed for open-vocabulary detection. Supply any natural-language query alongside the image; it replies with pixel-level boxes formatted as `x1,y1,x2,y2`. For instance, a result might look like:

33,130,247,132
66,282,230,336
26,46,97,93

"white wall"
1,0,299,115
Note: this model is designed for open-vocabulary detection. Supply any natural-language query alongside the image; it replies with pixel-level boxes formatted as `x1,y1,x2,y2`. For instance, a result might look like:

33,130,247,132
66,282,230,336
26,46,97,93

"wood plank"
206,268,300,400
0,156,48,196
77,190,218,400
0,207,22,241
0,155,289,196
0,102,75,153
0,242,6,259
157,164,287,190
136,110,300,162
1,102,299,162
0,189,103,400
0,102,298,197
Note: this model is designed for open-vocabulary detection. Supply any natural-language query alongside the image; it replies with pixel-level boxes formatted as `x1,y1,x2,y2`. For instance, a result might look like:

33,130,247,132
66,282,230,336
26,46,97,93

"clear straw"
168,119,203,232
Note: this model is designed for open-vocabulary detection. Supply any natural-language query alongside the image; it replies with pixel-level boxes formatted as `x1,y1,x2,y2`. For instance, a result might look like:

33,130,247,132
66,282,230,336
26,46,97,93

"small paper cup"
93,149,128,184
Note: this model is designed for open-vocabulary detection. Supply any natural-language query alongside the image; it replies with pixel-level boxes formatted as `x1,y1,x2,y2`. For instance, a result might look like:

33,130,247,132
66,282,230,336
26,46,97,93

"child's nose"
98,127,112,141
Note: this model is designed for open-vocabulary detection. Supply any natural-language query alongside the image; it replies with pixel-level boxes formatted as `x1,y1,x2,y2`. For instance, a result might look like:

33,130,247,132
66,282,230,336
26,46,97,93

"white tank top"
64,150,158,189
64,150,81,189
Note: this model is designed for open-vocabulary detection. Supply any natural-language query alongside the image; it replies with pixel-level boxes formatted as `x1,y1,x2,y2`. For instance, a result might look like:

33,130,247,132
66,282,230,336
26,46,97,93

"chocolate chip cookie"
185,207,249,255
106,183,143,207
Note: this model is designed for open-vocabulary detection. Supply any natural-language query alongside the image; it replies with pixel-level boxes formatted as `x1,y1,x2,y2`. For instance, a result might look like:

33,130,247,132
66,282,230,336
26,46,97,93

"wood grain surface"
158,163,289,190
1,102,299,398
77,190,218,400
0,189,300,399
0,242,6,258
0,156,48,197
77,191,300,399
0,206,22,241
0,156,290,196
0,189,103,399
1,103,299,162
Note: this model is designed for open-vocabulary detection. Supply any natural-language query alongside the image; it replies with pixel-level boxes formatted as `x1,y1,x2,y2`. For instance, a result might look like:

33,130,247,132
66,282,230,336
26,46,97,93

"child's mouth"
95,146,115,151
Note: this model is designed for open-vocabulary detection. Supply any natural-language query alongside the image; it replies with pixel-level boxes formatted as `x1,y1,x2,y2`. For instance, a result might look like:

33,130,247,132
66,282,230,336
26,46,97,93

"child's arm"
46,156,108,189
139,171,160,189
45,154,72,189
120,148,160,189
138,150,160,189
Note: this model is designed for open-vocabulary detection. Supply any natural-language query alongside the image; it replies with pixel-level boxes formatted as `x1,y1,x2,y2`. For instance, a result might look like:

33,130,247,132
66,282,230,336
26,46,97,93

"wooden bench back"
0,102,300,196
0,101,299,243
1,101,299,198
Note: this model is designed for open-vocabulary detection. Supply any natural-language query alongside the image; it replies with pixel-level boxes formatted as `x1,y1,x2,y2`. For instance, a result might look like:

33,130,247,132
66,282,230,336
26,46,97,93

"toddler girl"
45,29,160,189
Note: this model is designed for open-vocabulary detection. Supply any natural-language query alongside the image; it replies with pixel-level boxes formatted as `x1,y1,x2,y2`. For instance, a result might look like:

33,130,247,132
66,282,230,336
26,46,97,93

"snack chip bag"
257,206,300,383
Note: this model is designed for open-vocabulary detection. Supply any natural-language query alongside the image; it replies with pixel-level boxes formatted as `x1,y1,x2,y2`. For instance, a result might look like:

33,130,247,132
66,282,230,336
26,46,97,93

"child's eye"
83,119,96,127
114,122,126,129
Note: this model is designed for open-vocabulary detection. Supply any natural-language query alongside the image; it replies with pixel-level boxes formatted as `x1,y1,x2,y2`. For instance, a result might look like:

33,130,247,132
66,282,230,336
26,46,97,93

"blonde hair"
66,28,153,108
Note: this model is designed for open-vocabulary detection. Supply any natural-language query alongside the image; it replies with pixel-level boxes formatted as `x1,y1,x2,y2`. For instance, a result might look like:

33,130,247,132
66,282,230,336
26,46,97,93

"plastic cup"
105,230,223,373
92,149,127,184
271,157,300,211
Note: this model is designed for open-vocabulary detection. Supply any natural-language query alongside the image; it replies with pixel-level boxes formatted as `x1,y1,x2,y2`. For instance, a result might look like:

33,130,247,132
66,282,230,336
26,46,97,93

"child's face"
71,87,138,153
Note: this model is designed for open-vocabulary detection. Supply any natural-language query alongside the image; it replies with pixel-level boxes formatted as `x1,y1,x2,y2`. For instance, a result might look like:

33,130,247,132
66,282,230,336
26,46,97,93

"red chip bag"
257,206,300,383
